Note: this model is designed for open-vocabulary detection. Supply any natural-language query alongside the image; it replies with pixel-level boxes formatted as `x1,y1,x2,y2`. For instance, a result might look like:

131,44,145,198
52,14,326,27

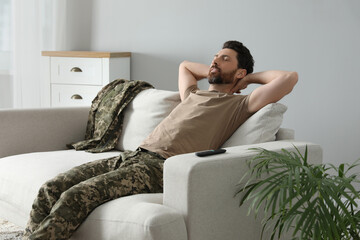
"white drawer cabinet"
41,51,131,107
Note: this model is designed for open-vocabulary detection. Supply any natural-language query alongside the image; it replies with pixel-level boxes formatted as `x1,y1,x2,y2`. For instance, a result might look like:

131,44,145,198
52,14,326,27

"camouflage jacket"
68,79,153,153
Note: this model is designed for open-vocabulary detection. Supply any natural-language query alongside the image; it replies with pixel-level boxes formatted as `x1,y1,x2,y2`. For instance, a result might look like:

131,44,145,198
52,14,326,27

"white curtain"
0,0,12,108
12,0,68,108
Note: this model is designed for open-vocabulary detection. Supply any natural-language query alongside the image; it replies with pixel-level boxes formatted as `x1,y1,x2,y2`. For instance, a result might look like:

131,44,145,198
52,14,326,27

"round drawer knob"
70,67,82,72
71,94,83,100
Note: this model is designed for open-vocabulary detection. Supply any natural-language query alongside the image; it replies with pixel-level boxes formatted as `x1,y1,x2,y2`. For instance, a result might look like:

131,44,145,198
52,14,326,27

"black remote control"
195,149,226,157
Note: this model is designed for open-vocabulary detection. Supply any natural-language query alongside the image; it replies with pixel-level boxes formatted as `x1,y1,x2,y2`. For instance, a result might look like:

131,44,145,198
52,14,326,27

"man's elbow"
287,71,298,92
290,71,298,85
179,61,189,70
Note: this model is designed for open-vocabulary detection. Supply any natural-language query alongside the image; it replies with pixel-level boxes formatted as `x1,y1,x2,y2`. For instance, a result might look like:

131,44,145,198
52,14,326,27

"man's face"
208,48,239,85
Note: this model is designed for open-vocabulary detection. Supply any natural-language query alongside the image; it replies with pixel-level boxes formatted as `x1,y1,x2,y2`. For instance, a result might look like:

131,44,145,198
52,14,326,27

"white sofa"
0,89,322,240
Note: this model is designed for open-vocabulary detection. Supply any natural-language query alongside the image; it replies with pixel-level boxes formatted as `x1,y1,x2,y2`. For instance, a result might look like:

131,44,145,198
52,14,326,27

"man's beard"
208,67,237,85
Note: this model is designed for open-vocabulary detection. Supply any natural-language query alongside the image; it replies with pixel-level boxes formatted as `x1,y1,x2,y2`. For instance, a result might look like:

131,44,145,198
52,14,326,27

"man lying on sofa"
23,40,298,240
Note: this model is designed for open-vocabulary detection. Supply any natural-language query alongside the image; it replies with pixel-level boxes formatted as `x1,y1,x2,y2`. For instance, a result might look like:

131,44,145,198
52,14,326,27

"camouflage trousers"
23,149,165,240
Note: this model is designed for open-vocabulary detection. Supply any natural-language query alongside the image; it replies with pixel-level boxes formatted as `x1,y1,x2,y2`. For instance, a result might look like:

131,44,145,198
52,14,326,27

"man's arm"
178,61,209,101
233,70,298,113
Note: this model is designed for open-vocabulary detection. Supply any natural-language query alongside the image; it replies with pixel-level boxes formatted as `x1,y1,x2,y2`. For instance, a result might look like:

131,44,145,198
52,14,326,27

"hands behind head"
230,74,251,94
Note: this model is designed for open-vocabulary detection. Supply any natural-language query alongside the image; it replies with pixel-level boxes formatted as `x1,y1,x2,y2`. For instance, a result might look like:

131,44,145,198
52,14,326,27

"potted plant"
235,146,360,240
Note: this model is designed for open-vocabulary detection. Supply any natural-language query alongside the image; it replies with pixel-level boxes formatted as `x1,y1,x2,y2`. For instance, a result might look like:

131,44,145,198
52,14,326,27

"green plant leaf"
339,163,345,177
319,187,351,236
318,197,340,239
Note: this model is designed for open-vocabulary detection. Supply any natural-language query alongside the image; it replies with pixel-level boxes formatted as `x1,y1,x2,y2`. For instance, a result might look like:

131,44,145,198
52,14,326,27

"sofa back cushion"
117,89,287,152
222,103,287,147
117,89,181,151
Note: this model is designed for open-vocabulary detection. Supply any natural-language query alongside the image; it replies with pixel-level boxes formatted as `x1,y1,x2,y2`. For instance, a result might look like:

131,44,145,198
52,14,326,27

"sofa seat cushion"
72,193,187,240
0,149,123,226
0,150,187,239
0,150,187,240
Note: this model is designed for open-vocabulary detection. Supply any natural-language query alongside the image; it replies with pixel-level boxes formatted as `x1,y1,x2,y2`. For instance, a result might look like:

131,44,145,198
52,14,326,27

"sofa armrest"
163,141,322,240
0,107,90,158
276,127,295,140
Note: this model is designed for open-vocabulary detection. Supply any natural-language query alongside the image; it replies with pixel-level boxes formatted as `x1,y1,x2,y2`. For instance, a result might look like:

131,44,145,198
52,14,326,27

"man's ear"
236,69,247,79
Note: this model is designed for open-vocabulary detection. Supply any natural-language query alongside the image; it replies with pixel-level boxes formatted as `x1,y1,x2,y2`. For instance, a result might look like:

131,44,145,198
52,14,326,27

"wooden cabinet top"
41,51,131,58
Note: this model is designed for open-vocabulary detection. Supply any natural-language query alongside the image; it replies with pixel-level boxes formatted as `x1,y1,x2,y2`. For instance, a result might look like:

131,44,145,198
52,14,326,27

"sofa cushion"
222,103,287,147
0,150,122,227
72,194,187,240
117,90,286,151
0,150,187,240
117,89,181,151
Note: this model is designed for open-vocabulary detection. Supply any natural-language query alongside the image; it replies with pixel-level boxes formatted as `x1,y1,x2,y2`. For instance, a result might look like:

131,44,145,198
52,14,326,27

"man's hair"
223,41,254,74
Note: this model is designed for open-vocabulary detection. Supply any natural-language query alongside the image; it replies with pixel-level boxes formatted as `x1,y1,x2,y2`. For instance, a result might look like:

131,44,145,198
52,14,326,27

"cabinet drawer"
51,84,102,107
51,57,103,85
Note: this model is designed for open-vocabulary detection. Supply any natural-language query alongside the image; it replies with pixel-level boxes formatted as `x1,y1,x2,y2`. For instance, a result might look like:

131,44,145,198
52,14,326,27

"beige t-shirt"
139,85,253,159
